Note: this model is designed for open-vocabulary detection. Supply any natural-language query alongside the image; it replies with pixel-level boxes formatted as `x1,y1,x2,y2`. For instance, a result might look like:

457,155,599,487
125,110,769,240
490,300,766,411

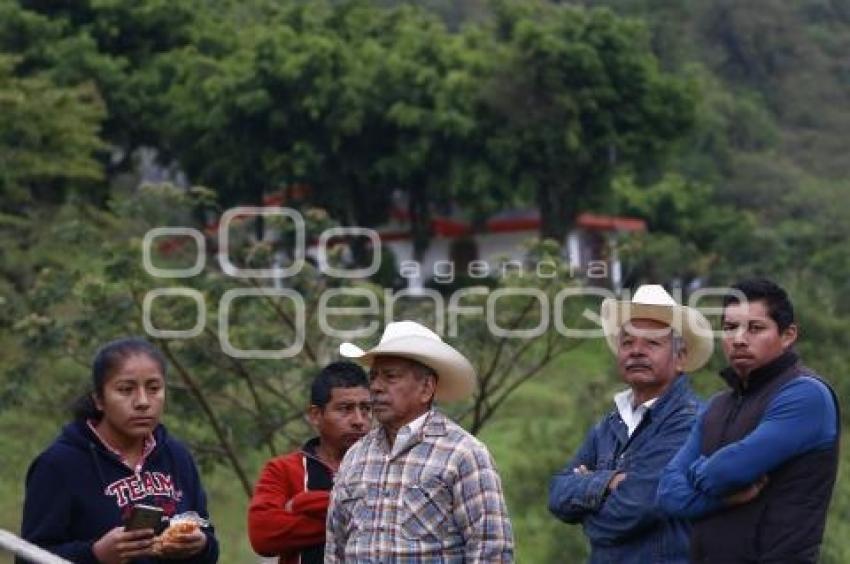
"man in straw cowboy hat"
549,284,712,563
657,278,839,563
325,321,514,562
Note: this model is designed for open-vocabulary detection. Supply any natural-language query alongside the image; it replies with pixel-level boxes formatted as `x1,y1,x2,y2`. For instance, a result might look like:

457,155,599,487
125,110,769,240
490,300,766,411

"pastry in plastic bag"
153,512,209,554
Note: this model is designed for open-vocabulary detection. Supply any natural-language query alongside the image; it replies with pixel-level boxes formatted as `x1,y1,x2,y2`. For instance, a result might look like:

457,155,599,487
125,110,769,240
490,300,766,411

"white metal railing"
0,530,71,564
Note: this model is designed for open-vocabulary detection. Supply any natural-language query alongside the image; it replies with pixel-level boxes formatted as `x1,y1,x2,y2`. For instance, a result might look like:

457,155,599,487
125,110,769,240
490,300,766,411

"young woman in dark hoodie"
19,337,220,564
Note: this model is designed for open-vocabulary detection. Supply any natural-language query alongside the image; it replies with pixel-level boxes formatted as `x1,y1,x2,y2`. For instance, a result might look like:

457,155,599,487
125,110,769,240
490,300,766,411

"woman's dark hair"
71,337,168,421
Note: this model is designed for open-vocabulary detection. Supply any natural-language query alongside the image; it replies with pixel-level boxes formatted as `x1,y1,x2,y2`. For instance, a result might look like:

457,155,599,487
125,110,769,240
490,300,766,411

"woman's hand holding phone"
92,526,156,563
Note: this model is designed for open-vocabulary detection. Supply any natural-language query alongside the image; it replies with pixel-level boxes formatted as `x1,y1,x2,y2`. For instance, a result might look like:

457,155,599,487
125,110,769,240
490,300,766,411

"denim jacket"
548,375,700,564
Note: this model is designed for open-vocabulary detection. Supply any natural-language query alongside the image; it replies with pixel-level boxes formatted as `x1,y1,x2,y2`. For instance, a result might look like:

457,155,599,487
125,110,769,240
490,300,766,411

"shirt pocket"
338,483,371,534
400,475,455,541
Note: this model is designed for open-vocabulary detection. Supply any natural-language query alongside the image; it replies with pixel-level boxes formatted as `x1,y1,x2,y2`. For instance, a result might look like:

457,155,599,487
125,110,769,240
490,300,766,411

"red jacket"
248,438,334,564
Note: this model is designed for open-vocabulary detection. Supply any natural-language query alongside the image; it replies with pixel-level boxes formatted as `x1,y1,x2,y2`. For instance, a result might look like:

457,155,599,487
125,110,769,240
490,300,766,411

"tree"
480,1,696,242
0,54,105,211
154,0,491,258
5,185,593,495
2,0,199,169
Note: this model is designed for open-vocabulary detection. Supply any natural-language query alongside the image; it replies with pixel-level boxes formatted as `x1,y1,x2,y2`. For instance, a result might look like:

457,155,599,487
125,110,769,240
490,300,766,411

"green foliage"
611,173,775,284
1,0,199,155
0,187,594,497
1,0,849,561
0,54,105,209
474,1,696,241
149,0,501,261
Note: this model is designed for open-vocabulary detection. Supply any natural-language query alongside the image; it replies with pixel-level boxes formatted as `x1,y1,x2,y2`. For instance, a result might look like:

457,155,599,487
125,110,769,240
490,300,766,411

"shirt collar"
614,389,659,411
401,410,431,436
87,419,156,473
389,409,431,457
613,389,658,437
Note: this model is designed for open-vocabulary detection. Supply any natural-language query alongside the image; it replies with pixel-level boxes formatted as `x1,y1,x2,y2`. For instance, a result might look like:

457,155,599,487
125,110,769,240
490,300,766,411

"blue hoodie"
19,420,219,564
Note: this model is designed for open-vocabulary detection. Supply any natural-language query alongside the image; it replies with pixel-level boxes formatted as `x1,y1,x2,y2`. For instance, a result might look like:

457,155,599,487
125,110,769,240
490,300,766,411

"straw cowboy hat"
339,321,476,402
600,284,714,372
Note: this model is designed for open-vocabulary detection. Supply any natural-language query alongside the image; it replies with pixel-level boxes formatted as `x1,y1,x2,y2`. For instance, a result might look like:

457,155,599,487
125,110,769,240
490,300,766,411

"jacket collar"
720,349,799,394
301,436,339,478
608,373,690,425
301,436,321,458
645,373,690,418
607,374,691,445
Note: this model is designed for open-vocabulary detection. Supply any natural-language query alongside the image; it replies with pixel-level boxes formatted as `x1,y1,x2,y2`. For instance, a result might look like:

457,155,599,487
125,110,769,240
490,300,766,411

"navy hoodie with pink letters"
19,420,219,563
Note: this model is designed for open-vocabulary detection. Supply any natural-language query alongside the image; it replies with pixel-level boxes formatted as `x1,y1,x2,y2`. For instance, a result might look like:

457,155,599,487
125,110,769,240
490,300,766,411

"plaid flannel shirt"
325,410,514,563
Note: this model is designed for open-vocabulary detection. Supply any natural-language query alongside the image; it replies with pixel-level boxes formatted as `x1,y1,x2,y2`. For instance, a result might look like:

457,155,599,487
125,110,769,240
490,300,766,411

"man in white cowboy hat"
325,321,514,563
548,284,712,563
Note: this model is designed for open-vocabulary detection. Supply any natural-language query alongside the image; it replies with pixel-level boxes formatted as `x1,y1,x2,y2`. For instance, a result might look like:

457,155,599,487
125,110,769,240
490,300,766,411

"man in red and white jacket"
248,362,371,564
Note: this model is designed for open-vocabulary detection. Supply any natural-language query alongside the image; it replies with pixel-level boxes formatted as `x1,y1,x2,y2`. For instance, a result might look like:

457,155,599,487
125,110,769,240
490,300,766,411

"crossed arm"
549,409,697,545
657,378,837,519
248,458,329,557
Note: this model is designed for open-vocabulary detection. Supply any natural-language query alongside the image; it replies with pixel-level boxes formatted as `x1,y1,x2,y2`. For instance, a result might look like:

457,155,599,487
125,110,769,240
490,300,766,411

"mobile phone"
124,504,164,533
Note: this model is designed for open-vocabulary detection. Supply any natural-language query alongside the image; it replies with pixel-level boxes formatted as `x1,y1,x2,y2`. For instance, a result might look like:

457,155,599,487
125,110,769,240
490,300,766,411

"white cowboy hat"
339,321,476,402
600,284,714,372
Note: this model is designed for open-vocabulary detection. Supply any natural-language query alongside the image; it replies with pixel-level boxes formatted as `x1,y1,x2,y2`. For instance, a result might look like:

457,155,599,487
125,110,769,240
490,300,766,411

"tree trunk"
251,175,265,241
158,341,254,497
408,183,431,261
536,181,572,244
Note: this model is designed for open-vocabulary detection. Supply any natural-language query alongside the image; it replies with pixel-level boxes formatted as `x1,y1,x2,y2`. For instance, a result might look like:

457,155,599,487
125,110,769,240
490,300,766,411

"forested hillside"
1,0,847,562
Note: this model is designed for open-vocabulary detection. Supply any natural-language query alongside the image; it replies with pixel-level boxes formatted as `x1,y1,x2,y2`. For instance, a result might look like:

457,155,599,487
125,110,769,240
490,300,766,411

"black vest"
690,351,840,563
